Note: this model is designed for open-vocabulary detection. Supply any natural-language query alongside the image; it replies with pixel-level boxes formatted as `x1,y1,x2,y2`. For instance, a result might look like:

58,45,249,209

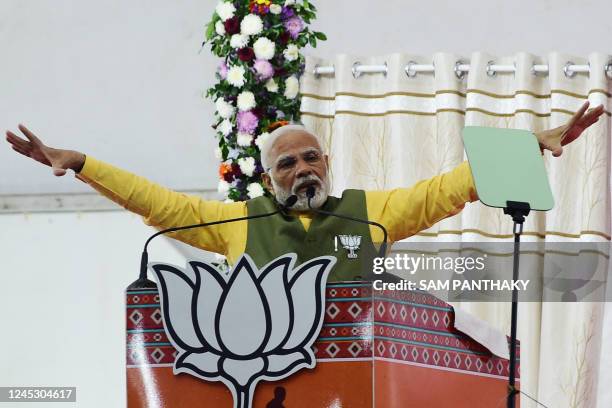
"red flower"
279,32,290,45
249,0,270,14
237,47,255,62
223,17,240,35
231,163,243,178
252,107,265,119
274,66,288,77
219,163,234,182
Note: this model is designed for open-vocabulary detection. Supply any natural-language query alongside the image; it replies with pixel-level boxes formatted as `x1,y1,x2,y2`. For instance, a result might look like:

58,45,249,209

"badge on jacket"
334,235,361,259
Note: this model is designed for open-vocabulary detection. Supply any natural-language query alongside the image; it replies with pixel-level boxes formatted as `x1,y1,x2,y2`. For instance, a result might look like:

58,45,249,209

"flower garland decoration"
204,0,326,201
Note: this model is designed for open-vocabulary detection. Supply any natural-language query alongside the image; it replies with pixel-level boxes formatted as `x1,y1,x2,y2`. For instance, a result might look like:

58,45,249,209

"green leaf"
309,36,317,47
314,31,327,41
297,36,308,47
205,21,215,41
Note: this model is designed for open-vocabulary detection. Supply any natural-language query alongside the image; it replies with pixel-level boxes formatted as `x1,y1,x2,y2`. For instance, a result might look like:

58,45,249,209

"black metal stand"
503,201,530,408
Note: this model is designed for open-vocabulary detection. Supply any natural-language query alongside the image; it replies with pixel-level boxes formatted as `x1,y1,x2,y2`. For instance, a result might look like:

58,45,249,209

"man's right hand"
5,124,85,176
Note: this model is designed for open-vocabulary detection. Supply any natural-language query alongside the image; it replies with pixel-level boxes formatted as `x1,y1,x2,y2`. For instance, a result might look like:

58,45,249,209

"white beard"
272,173,330,211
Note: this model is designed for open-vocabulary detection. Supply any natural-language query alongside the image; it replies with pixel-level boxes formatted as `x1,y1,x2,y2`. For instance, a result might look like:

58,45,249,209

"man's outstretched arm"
366,162,478,243
5,124,247,256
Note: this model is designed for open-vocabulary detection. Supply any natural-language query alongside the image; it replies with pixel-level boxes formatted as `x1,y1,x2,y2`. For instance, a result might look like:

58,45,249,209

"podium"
126,280,519,407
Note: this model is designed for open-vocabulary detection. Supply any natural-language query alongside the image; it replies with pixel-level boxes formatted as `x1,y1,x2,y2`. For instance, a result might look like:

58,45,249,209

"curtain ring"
313,63,321,79
606,60,612,79
454,60,467,80
530,63,547,77
352,61,362,79
405,61,418,78
486,60,497,77
563,61,576,78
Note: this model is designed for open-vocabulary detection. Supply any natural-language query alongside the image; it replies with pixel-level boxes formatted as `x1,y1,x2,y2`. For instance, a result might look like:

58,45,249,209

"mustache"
292,175,323,194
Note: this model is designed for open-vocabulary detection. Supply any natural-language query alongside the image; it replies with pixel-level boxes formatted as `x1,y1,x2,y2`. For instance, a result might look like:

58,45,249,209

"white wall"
0,211,212,407
0,0,217,194
312,0,612,58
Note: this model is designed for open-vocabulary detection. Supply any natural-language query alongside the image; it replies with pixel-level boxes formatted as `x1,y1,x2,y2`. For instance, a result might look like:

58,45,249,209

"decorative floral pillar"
204,0,327,201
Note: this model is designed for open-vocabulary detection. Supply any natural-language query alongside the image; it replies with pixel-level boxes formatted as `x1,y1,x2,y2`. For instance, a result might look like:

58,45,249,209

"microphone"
306,186,388,259
128,194,298,289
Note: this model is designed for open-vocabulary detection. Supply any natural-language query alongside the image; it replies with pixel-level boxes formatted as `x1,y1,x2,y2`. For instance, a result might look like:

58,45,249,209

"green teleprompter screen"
462,126,554,211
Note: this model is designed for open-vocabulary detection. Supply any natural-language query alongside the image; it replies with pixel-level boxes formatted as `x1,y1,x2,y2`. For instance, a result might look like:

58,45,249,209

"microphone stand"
127,195,298,289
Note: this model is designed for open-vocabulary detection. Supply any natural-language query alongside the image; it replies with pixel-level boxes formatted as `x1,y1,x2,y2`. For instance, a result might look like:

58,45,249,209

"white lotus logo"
150,253,336,408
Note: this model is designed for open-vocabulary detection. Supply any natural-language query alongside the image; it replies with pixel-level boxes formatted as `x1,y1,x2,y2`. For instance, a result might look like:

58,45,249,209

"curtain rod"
313,61,612,79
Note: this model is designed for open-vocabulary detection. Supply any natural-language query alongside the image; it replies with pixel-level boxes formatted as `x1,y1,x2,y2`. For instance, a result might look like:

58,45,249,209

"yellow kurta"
76,156,477,264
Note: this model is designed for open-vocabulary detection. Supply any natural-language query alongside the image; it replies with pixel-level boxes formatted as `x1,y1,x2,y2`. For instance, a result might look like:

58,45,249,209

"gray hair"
260,124,323,171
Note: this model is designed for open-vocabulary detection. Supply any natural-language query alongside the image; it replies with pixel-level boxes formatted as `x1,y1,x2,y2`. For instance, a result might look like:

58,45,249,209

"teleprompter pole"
503,200,530,408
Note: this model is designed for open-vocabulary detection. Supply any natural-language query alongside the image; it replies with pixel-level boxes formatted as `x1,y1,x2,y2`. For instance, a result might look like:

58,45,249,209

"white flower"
270,4,282,14
224,198,234,203
253,37,275,60
247,182,265,198
283,44,299,61
284,0,295,5
284,76,299,99
214,147,222,159
226,65,246,87
215,98,235,119
237,91,256,111
215,2,236,22
255,132,270,149
265,78,278,93
238,157,256,177
230,34,249,49
218,179,230,194
240,14,263,36
237,132,253,147
218,119,233,136
215,20,226,35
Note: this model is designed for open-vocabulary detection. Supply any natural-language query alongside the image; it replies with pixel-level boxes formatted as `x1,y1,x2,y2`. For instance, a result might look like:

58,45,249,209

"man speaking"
5,101,604,281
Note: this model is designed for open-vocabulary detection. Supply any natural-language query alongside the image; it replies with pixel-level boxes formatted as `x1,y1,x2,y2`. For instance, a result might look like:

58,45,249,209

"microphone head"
306,186,316,199
284,195,298,208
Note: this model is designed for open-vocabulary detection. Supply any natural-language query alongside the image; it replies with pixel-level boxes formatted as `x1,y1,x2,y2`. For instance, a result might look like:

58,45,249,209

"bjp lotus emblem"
338,234,361,259
150,253,336,408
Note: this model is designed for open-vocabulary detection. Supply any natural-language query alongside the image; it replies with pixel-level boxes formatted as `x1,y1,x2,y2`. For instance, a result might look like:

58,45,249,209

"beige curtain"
300,52,611,408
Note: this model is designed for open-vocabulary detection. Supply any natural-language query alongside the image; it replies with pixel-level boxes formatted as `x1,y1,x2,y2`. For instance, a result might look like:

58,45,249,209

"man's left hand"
535,101,605,157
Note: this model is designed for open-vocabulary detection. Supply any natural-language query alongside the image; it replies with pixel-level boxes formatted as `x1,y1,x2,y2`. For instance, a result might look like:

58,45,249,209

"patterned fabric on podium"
126,282,519,407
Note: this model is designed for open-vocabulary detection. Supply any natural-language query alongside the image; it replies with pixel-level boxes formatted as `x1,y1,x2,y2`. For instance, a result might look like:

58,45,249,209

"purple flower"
218,62,228,79
234,178,246,191
281,6,295,19
237,110,259,134
284,16,304,39
253,59,274,80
